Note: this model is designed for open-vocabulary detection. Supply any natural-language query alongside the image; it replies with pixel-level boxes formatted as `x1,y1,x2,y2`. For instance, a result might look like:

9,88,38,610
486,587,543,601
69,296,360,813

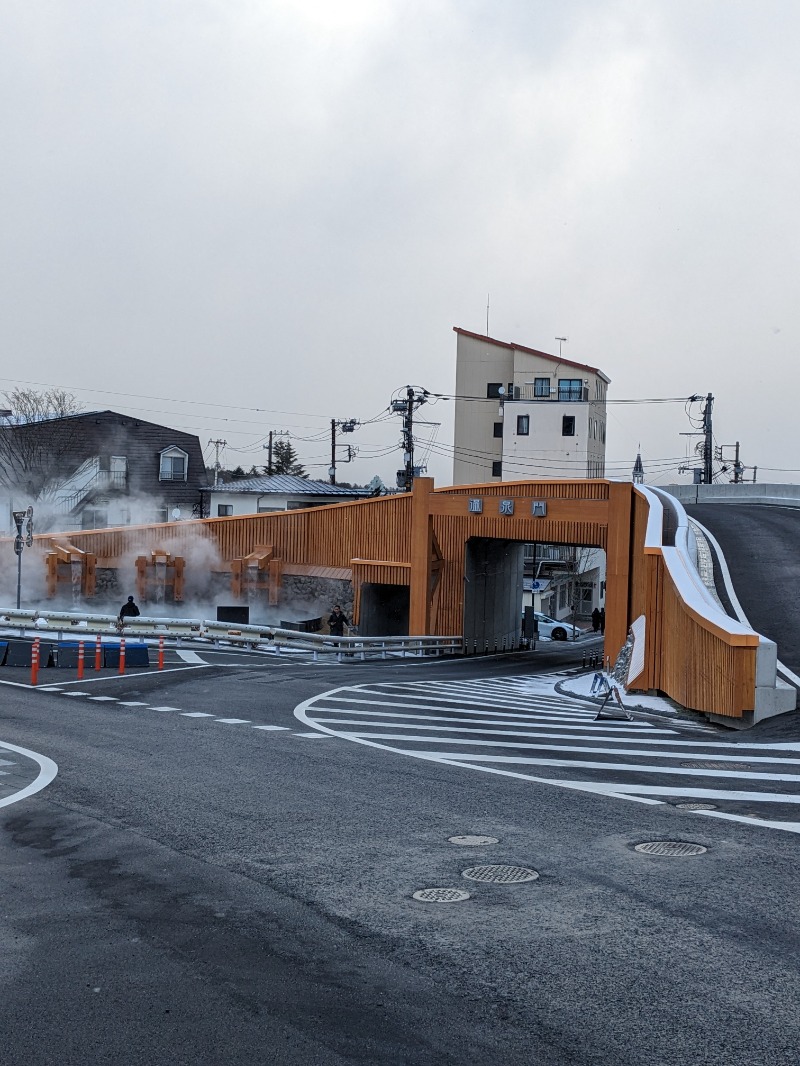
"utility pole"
702,393,714,485
391,387,428,491
208,439,227,488
330,419,336,484
266,431,273,475
329,419,359,485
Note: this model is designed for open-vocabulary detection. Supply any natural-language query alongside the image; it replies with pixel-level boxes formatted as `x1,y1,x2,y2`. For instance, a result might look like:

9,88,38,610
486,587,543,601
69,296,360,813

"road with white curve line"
2,637,800,1065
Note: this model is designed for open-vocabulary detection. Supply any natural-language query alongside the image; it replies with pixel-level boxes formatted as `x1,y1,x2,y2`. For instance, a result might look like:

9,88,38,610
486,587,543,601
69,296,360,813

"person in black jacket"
119,596,140,623
328,605,348,637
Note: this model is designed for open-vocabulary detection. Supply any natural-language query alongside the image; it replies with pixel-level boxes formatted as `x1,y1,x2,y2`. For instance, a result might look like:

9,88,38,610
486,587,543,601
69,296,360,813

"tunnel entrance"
358,582,410,636
463,538,525,653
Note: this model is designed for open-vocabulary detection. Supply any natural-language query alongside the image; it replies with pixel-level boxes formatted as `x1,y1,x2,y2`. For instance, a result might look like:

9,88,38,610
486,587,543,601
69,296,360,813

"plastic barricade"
103,643,150,668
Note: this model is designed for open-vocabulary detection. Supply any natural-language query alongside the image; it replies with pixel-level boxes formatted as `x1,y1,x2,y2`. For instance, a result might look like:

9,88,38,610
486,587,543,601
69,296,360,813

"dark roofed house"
0,410,208,533
207,475,371,517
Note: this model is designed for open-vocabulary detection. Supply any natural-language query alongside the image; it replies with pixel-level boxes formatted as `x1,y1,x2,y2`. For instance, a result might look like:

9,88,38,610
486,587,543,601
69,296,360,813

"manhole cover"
675,802,718,811
634,841,707,857
681,761,751,770
461,864,539,884
412,887,470,903
449,835,499,846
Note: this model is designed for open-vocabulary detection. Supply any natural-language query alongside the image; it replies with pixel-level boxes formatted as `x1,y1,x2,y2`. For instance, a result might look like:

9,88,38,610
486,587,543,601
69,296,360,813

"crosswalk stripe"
296,674,800,832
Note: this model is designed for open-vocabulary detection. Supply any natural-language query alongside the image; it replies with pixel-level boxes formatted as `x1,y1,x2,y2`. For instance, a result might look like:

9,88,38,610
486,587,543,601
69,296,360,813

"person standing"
327,605,348,637
119,595,140,624
600,607,605,635
591,607,601,633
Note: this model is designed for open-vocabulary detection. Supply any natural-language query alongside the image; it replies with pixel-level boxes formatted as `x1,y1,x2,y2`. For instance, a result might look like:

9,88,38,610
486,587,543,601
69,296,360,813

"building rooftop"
454,327,611,384
211,475,372,496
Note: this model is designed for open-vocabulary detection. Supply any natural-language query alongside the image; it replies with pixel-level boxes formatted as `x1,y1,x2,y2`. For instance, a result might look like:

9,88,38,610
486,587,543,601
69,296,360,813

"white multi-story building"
452,327,610,484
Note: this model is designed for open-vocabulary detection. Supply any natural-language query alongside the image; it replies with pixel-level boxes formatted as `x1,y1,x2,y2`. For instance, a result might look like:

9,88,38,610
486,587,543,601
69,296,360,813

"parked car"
533,612,581,641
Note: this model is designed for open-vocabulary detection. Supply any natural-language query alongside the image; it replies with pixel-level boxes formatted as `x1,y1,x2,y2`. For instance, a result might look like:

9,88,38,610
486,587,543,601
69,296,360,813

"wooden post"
95,634,102,671
158,635,165,671
77,641,85,680
604,482,634,667
409,477,434,635
119,637,126,676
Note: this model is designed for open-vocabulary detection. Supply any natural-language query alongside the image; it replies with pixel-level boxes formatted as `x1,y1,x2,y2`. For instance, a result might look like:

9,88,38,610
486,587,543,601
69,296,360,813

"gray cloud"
0,1,797,485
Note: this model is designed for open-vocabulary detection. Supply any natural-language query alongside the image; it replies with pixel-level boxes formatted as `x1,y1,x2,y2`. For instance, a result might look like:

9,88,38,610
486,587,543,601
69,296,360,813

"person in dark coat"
600,607,605,634
119,596,140,623
328,605,348,637
591,608,601,632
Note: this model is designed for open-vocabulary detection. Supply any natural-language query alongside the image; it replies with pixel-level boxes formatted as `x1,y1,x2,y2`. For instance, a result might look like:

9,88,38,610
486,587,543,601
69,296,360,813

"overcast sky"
1,1,797,486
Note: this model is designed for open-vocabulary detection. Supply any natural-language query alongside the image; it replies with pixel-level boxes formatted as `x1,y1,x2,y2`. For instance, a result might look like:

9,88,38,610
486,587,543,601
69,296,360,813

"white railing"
0,607,463,661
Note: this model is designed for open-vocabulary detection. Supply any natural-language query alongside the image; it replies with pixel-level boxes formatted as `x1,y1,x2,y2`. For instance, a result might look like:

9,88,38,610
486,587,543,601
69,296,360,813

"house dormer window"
159,446,188,481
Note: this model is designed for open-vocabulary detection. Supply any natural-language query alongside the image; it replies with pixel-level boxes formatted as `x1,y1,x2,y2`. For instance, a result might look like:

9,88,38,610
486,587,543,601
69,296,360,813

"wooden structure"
19,477,764,719
135,551,185,604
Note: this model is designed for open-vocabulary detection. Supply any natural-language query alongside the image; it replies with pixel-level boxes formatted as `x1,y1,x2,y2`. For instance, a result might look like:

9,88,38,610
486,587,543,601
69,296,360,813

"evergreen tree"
271,439,307,477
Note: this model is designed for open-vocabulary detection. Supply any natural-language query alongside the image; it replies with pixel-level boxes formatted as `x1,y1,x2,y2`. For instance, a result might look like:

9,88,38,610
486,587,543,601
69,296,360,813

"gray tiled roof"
215,475,370,496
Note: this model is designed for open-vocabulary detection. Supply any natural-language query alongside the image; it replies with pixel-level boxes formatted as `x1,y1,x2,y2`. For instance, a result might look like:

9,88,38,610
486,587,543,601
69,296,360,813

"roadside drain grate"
634,841,707,857
412,888,470,903
461,864,539,884
681,761,751,771
449,835,499,846
675,802,718,811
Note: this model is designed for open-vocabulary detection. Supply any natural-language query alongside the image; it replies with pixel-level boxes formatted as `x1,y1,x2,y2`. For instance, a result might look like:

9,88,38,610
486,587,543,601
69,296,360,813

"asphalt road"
687,503,800,677
2,641,800,1065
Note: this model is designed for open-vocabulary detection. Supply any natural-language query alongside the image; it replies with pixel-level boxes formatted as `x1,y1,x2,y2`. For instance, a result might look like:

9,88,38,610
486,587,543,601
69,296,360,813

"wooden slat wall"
655,558,757,716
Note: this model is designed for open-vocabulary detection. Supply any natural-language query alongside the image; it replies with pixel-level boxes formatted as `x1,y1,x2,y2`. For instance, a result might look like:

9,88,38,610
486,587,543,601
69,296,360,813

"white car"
533,612,581,641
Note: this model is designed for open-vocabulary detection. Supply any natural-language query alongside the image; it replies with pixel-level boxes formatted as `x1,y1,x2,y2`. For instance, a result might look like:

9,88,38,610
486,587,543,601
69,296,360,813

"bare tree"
0,388,84,500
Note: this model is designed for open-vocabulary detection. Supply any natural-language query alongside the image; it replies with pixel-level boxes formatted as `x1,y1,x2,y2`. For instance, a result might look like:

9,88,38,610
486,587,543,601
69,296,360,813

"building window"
562,415,575,436
486,382,504,398
159,446,188,481
493,422,504,438
516,414,529,435
533,377,550,398
491,460,502,477
558,378,583,402
217,504,233,517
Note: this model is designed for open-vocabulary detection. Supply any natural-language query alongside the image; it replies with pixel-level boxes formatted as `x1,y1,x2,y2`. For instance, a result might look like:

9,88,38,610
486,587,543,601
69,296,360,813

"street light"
11,506,33,609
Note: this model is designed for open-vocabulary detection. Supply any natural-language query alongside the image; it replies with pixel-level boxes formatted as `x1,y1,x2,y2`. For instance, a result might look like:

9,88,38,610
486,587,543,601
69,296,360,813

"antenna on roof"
555,336,567,358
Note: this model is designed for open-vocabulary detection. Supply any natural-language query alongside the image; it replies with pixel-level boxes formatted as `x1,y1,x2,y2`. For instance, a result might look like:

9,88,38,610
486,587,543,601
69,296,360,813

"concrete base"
706,680,797,729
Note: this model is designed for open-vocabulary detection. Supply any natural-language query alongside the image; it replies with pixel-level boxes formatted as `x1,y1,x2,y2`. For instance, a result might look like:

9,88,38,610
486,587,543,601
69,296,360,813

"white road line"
0,741,58,810
253,725,291,731
176,650,207,664
118,701,149,707
61,691,92,697
313,695,664,727
88,696,119,702
295,675,800,834
180,712,215,718
308,719,800,759
214,718,250,724
428,752,800,782
151,705,181,711
293,732,335,739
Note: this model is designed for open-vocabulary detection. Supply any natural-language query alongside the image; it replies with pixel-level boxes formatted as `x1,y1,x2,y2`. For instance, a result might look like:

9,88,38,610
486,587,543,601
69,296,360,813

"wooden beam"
409,477,433,635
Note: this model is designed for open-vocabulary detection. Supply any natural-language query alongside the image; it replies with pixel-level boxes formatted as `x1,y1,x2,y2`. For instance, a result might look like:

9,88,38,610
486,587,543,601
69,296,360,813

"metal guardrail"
0,607,463,661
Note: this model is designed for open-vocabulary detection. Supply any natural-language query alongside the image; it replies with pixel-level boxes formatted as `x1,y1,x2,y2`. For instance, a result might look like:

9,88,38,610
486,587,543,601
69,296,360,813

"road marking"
0,740,58,809
180,712,215,718
296,675,800,834
88,696,119,702
214,718,251,724
118,701,149,707
293,732,335,739
176,650,207,664
61,691,92,697
253,725,291,731
150,705,181,711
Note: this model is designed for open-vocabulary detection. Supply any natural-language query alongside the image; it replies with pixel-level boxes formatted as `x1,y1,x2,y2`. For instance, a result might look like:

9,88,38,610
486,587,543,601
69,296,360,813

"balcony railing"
508,384,590,402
